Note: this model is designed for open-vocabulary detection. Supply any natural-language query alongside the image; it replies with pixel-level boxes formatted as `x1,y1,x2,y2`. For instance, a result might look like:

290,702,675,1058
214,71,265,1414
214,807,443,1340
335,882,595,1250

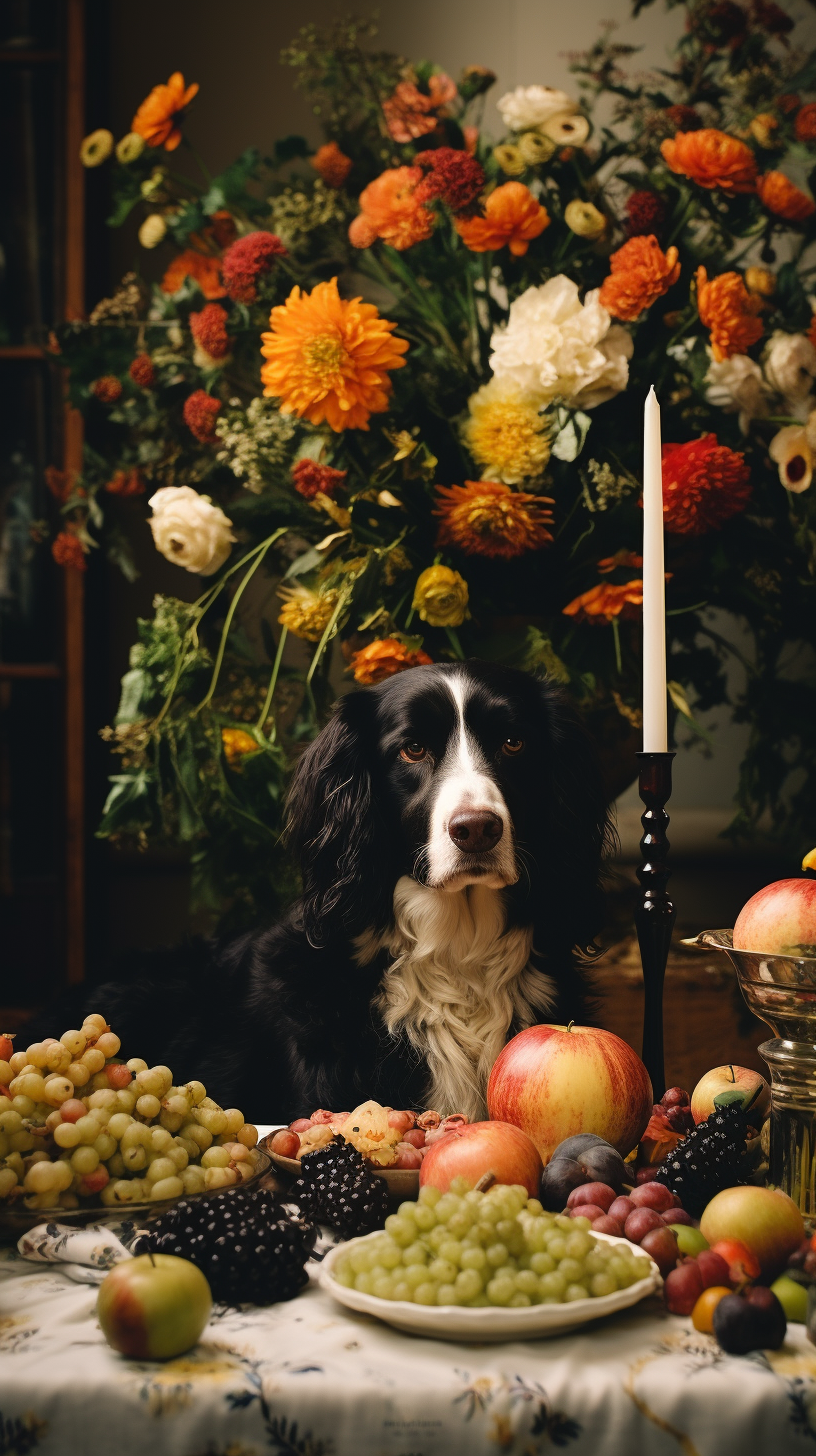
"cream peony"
148,486,235,575
705,352,769,432
497,85,577,132
488,275,631,409
764,330,816,415
769,423,813,492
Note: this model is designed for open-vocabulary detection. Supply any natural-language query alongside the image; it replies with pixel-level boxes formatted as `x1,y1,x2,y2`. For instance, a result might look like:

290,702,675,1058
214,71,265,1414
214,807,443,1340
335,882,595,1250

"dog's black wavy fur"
25,662,611,1118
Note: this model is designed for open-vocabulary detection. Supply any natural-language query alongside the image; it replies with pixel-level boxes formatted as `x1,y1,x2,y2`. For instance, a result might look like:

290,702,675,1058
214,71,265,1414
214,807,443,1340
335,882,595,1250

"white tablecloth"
4,1240,816,1456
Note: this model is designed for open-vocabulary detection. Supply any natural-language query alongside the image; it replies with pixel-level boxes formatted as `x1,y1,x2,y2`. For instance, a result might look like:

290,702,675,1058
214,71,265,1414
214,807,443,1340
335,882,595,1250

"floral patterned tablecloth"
3,1239,816,1456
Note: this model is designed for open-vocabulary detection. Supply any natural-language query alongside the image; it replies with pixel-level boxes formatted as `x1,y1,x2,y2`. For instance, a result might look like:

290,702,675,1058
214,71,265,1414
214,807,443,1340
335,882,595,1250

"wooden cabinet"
0,0,86,1017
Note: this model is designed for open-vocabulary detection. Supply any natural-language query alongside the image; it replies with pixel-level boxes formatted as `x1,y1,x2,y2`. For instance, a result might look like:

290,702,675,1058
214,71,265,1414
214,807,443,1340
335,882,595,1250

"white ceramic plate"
319,1230,661,1342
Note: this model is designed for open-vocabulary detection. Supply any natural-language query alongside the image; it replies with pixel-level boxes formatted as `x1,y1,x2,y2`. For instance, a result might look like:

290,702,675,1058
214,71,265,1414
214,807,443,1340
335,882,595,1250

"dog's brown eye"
502,738,524,755
400,743,427,762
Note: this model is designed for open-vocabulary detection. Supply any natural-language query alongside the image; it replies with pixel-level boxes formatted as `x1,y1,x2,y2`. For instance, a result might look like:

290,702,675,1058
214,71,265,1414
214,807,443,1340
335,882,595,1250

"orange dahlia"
52,530,87,571
696,267,764,361
434,480,554,559
598,235,681,322
350,638,433,684
662,434,751,535
161,250,225,299
562,580,643,623
348,167,434,252
795,103,816,143
312,141,353,188
105,468,145,497
132,72,199,152
260,277,408,432
455,182,550,257
756,171,816,221
660,128,758,192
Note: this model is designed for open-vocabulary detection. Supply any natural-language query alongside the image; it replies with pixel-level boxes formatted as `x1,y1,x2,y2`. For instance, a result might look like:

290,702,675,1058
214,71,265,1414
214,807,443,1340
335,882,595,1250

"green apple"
771,1273,809,1323
97,1254,212,1360
700,1186,805,1279
668,1225,709,1257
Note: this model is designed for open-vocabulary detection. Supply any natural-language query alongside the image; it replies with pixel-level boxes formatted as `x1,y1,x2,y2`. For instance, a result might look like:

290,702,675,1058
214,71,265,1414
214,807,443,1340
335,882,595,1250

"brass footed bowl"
687,930,816,1043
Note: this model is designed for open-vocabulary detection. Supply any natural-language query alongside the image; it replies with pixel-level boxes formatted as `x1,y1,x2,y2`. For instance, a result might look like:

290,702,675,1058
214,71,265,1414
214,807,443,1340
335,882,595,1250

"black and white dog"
41,662,610,1121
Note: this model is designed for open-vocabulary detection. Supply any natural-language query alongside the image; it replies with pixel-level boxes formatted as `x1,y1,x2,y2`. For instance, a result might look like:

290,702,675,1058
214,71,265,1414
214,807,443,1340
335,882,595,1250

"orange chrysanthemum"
348,167,435,252
696,266,764,361
52,530,87,571
662,434,751,535
562,580,643,624
434,480,554,559
757,171,816,221
660,128,758,192
312,141,353,188
260,277,408,432
454,182,550,257
382,72,457,144
160,250,225,299
350,638,433,685
132,72,199,152
598,235,681,321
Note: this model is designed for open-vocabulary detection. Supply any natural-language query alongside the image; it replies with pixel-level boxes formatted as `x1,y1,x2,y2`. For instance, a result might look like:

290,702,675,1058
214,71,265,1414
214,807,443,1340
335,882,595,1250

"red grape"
567,1182,617,1212
105,1063,132,1090
635,1166,659,1184
608,1195,635,1223
0,1035,14,1062
592,1215,624,1236
387,1110,415,1134
640,1226,680,1275
568,1204,607,1223
59,1099,87,1123
393,1143,423,1169
662,1208,693,1227
402,1128,425,1149
289,1118,312,1134
624,1207,664,1242
270,1129,300,1158
630,1181,676,1212
697,1250,731,1289
664,1259,704,1313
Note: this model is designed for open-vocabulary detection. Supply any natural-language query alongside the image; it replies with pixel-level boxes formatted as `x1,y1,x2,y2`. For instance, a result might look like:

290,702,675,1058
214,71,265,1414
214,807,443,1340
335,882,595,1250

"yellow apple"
690,1066,770,1125
700,1186,804,1279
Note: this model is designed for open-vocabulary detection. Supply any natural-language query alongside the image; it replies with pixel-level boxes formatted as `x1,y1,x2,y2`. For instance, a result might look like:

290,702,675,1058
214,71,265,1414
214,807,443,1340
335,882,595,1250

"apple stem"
566,1021,574,1033
728,1065,735,1083
148,1253,156,1267
475,1171,497,1192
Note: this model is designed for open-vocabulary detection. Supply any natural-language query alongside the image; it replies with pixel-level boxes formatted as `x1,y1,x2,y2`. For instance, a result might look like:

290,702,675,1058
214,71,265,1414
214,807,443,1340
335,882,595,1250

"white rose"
497,85,577,132
764,330,816,414
148,486,235,575
488,275,630,408
705,352,769,433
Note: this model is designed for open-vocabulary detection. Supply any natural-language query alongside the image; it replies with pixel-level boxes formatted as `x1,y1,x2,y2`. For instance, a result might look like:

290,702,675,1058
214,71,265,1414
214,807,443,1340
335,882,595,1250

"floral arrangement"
60,6,816,926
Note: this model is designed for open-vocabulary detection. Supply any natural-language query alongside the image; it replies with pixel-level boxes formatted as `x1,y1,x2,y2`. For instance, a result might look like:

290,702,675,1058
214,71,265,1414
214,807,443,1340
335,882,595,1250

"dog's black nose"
448,810,503,854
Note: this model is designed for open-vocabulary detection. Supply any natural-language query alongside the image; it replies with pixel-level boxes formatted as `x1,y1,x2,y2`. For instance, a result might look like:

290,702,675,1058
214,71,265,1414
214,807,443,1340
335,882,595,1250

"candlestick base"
634,751,676,1102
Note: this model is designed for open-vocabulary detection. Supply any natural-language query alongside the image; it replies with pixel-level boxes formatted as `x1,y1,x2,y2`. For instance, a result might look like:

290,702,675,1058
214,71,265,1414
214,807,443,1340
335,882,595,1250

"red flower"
221,232,287,304
664,105,701,132
625,190,667,236
92,375,122,404
311,141,353,188
129,353,156,387
105,469,145,497
291,459,348,500
52,531,86,570
183,390,221,444
751,0,793,38
413,148,486,211
795,103,816,143
189,302,232,360
44,467,73,502
661,434,751,535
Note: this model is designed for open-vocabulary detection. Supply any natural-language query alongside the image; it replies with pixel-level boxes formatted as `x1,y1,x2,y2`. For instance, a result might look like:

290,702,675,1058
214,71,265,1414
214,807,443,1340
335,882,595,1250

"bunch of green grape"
0,1013,262,1211
332,1178,652,1307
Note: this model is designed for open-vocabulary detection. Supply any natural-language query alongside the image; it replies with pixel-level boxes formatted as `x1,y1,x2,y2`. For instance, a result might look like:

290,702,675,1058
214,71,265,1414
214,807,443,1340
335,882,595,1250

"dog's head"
287,661,610,950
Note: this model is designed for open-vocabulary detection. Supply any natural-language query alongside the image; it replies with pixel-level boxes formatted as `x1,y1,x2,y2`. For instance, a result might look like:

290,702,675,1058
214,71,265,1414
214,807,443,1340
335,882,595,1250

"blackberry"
292,1136,389,1238
655,1098,753,1218
133,1188,316,1305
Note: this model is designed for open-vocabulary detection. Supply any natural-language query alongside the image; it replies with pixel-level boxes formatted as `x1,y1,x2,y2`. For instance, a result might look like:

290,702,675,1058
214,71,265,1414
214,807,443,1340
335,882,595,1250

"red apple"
734,877,816,956
690,1065,770,1125
486,1023,652,1162
97,1254,212,1359
419,1120,542,1196
700,1187,805,1279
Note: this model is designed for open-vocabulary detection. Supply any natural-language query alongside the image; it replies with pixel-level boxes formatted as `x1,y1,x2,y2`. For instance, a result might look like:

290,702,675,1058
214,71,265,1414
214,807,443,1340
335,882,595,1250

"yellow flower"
277,584,340,641
750,113,779,149
564,199,606,238
803,848,816,872
464,379,551,484
260,277,408,432
221,727,259,763
745,266,776,297
412,565,470,627
138,214,167,249
518,132,556,167
116,132,146,164
80,129,114,167
492,144,526,176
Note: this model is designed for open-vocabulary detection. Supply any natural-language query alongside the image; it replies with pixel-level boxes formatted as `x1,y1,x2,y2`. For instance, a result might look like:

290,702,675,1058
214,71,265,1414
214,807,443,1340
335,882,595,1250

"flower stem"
257,625,288,738
193,527,288,716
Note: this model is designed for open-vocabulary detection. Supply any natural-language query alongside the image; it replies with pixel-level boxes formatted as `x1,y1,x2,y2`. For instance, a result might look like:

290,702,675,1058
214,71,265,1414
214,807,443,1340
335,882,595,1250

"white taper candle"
642,386,668,752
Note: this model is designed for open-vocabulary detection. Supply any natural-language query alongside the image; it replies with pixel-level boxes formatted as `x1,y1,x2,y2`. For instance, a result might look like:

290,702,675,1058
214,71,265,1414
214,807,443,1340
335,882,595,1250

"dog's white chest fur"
371,876,555,1121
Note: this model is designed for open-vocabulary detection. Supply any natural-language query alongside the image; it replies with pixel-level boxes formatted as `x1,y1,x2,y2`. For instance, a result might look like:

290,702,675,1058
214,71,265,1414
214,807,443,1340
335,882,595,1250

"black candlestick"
634,751,676,1101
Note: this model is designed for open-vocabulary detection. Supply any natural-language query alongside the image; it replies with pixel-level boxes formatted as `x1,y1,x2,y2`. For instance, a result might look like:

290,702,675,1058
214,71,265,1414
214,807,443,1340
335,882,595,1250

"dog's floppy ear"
286,691,394,947
532,679,613,956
